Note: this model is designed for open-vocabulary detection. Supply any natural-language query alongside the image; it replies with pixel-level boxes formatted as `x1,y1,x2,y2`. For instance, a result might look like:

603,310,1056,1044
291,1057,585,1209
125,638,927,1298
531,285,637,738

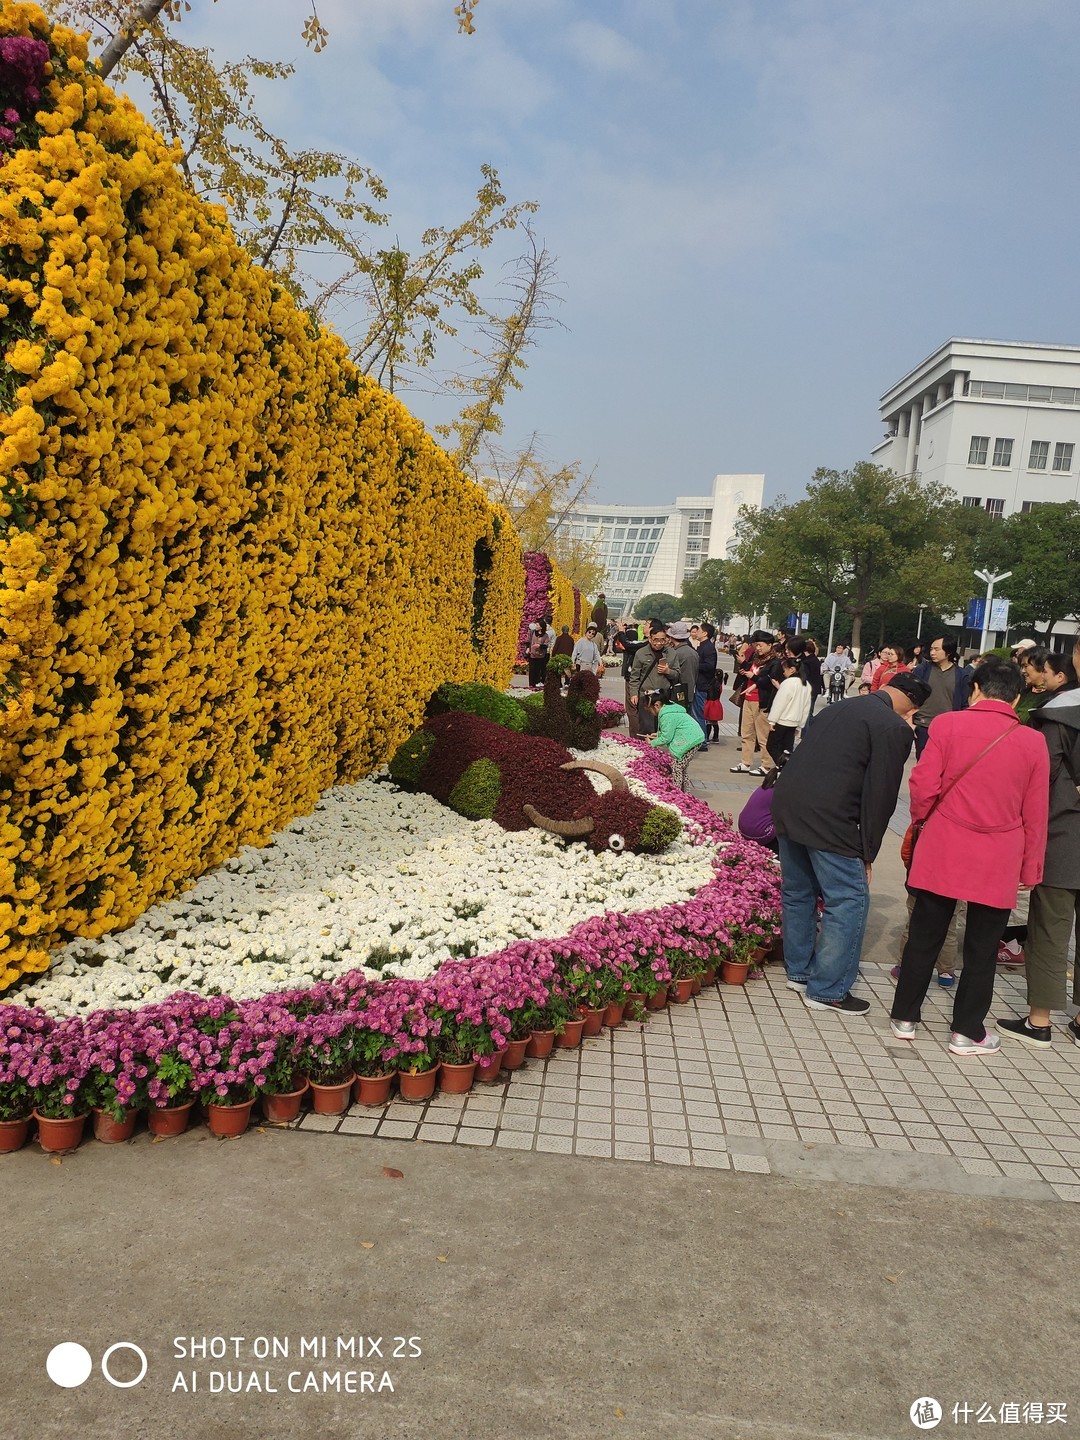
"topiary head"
579,789,681,854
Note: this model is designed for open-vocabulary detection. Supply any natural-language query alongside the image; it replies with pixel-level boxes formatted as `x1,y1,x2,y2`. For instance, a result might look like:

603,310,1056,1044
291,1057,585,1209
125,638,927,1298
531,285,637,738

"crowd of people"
529,605,1079,1055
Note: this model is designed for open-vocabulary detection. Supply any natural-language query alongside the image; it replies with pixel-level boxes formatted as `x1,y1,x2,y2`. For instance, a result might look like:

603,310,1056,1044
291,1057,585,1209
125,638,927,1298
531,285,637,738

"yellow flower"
0,0,526,987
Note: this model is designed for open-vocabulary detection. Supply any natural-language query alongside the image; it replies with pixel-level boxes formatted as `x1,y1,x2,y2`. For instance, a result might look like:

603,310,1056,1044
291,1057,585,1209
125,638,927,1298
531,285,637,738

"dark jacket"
615,635,647,680
772,692,914,861
911,659,972,714
1028,691,1080,888
755,656,786,714
802,652,823,698
695,639,718,690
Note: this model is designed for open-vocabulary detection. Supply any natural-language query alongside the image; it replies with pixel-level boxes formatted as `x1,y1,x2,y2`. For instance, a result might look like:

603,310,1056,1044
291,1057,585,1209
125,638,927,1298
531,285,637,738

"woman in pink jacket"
890,659,1049,1056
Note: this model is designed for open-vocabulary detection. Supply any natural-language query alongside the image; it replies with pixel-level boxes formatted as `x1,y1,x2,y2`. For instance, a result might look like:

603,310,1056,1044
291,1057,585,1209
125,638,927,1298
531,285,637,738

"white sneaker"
786,979,807,993
948,1031,1001,1057
729,762,753,773
889,1019,916,1041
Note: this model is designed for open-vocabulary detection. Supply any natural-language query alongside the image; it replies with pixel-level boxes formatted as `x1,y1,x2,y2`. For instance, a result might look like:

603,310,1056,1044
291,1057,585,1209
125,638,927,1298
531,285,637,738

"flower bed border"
0,737,780,1153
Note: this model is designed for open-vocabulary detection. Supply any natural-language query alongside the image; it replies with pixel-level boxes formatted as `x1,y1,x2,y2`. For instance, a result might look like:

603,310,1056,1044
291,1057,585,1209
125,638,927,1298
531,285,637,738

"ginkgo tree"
44,0,594,533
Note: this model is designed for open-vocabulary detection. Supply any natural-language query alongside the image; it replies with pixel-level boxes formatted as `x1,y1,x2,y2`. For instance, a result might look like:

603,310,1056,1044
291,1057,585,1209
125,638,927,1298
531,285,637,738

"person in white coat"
767,656,812,766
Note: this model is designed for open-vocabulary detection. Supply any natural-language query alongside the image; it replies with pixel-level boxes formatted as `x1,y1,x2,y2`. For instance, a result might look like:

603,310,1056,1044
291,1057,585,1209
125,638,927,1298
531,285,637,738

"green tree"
634,594,683,625
679,560,729,625
726,463,974,657
975,502,1080,642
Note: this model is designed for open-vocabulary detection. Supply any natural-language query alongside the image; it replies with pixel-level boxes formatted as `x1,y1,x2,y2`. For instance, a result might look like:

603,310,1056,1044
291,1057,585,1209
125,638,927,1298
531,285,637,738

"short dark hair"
933,634,958,662
971,659,1022,703
1042,652,1079,685
702,622,716,640
749,629,774,644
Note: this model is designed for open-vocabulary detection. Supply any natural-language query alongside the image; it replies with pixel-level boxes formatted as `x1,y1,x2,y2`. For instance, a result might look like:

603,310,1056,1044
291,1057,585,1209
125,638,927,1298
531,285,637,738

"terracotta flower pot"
261,1081,309,1125
502,1038,530,1071
689,975,702,996
309,1077,355,1115
398,1066,438,1102
624,992,646,1019
475,1052,504,1083
33,1110,87,1153
439,1061,477,1094
645,985,668,1011
147,1100,194,1137
672,978,695,1004
700,968,717,986
751,947,768,962
0,1116,31,1153
525,1029,556,1058
603,1001,626,1028
556,1018,585,1049
721,960,751,986
353,1073,394,1107
206,1098,255,1138
92,1107,138,1144
581,1006,606,1037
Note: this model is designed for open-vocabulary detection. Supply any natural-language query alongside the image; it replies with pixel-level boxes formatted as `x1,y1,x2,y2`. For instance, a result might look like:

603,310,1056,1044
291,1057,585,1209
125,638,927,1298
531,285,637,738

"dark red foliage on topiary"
403,711,596,832
390,710,679,851
566,670,602,751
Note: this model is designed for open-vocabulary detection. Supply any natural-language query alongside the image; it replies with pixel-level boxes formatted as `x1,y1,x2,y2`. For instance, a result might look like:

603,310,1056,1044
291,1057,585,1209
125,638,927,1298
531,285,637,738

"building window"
992,438,1013,467
1053,442,1074,472
1021,501,1043,513
962,496,982,507
968,437,989,465
1028,440,1049,471
985,498,1005,519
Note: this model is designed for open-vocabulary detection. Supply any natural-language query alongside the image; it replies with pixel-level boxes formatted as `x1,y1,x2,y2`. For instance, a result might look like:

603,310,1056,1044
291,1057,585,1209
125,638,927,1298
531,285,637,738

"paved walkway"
292,687,1080,1205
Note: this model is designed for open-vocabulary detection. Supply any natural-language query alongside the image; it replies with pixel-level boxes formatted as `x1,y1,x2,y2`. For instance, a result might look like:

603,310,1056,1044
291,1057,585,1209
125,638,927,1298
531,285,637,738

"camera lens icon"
46,1341,147,1389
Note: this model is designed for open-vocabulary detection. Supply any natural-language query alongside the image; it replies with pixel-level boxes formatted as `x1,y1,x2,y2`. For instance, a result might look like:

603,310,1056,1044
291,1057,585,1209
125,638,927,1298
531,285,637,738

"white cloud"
564,20,644,75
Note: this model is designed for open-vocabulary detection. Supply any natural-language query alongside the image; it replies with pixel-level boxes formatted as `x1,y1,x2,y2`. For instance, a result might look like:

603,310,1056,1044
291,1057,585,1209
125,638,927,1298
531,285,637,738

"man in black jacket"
772,673,930,1015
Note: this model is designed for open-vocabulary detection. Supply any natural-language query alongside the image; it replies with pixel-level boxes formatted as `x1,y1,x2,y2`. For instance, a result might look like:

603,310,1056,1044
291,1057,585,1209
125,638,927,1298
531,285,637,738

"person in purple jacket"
737,762,785,854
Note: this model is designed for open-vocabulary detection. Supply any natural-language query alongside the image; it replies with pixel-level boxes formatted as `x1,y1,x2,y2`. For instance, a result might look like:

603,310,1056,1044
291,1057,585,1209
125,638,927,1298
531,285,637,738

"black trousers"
766,724,796,765
892,888,1010,1041
528,656,548,687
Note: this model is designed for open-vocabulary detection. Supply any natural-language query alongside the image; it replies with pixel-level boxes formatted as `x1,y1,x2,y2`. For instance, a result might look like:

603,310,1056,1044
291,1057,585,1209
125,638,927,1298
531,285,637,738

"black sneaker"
804,992,870,1016
1068,1019,1080,1048
998,1016,1053,1049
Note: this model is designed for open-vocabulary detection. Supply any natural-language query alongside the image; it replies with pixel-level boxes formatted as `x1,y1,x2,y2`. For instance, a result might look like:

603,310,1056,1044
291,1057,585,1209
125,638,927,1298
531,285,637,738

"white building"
872,338,1080,518
551,473,765,618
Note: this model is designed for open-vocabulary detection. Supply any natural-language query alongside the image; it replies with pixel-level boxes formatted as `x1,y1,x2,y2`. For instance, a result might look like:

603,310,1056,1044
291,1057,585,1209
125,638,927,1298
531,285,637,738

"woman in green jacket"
644,691,706,791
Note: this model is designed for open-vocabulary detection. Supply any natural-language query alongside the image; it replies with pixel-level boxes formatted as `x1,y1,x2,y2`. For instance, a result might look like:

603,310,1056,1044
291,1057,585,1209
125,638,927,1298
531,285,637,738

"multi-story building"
872,338,1080,518
551,473,765,619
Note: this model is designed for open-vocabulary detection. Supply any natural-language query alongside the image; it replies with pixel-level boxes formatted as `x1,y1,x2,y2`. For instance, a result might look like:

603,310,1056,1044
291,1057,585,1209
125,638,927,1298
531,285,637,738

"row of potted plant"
1,909,778,1154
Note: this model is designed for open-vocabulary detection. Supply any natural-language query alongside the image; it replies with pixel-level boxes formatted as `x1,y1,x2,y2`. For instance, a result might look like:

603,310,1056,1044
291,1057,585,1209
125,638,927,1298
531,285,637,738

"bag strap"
919,721,1018,826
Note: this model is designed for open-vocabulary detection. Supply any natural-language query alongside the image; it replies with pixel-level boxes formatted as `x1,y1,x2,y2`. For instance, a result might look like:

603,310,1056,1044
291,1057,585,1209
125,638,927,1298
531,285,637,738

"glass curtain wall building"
550,473,764,619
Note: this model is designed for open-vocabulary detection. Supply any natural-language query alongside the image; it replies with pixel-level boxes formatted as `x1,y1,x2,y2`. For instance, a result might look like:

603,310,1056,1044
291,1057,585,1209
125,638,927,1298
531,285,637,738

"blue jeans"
778,836,870,1002
691,689,709,743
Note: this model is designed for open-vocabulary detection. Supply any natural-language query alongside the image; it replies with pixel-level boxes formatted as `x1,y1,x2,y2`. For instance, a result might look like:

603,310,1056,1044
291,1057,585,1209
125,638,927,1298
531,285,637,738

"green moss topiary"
448,758,503,820
388,729,436,787
433,682,528,732
638,806,683,853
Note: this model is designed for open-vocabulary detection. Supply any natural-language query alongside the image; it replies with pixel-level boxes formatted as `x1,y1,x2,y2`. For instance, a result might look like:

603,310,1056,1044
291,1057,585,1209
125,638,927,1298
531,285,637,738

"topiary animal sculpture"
389,711,681,853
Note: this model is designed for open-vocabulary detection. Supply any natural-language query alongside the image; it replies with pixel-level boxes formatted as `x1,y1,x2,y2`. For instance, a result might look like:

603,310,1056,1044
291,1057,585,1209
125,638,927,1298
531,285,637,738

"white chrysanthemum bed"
19,737,722,1017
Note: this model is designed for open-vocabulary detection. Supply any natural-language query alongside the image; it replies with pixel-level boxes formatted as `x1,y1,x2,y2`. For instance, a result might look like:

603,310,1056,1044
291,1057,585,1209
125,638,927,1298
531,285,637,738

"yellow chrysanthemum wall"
0,2,524,988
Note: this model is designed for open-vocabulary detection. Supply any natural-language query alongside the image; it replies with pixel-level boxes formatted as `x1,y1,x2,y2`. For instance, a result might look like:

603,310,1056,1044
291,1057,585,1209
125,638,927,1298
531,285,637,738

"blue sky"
144,0,1080,506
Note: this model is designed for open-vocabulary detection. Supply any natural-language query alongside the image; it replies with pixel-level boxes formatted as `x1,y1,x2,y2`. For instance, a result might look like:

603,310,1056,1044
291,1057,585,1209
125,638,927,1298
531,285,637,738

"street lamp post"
916,605,927,638
826,600,837,653
974,568,1012,655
